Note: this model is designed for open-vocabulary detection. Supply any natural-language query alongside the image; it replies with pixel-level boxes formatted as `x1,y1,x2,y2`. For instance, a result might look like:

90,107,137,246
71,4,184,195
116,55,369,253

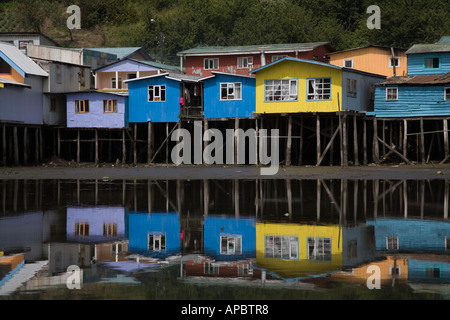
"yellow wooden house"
326,45,408,78
255,222,343,279
250,57,385,114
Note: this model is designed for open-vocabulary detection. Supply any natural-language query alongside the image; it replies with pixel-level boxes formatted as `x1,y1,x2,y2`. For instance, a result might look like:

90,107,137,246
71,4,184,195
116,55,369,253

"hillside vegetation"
1,0,449,65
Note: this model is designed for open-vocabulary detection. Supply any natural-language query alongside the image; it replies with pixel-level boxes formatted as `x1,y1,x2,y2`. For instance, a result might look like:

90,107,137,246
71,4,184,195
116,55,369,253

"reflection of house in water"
66,206,126,243
366,218,450,253
128,212,181,259
203,215,256,261
255,221,376,281
182,255,255,280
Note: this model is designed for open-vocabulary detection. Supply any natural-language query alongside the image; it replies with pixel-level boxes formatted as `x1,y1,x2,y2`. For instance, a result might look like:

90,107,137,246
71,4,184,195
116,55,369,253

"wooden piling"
286,115,292,166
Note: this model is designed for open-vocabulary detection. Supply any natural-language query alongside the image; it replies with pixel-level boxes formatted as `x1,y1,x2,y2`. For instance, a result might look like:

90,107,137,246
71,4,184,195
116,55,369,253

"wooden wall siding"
373,85,450,118
0,76,44,125
407,52,450,76
366,219,450,252
408,259,450,281
127,76,181,123
255,59,343,114
0,66,24,83
203,73,255,119
341,70,385,112
329,46,407,78
66,92,127,128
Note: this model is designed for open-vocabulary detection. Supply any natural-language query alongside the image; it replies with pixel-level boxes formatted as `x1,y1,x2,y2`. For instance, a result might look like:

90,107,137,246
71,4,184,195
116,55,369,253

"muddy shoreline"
1,162,450,180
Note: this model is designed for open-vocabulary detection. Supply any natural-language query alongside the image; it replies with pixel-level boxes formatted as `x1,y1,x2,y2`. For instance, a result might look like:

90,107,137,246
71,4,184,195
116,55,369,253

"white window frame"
220,234,242,255
386,236,399,250
389,57,400,68
220,82,242,100
264,235,298,260
445,88,450,101
307,78,331,101
237,56,253,69
307,237,332,261
148,232,166,251
343,59,353,68
204,58,219,70
148,85,166,102
389,264,401,276
386,87,398,101
264,79,298,102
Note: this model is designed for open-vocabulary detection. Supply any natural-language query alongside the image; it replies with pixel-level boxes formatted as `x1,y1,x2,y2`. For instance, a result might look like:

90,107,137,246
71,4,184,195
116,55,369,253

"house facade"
327,45,408,78
126,72,202,123
202,71,256,119
0,41,48,125
406,42,450,76
178,42,334,78
372,73,450,118
250,57,385,114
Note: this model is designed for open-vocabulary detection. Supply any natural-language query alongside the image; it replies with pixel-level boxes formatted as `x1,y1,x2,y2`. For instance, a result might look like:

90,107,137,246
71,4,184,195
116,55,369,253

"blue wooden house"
406,41,450,76
372,73,450,118
125,72,202,123
366,218,450,253
408,257,450,284
201,71,256,119
127,212,181,259
203,215,256,261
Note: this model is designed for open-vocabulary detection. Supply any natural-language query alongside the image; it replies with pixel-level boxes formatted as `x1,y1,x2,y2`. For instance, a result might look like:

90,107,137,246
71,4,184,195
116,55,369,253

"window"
390,57,400,68
307,237,332,261
103,223,117,237
347,79,357,98
264,79,298,101
426,267,440,278
386,87,398,101
220,82,242,100
148,85,166,102
50,98,57,112
18,40,33,53
103,99,118,113
127,73,137,80
237,57,253,69
347,239,358,259
390,265,401,276
272,55,287,62
75,222,89,236
55,64,62,84
204,58,219,70
386,236,399,250
445,88,450,101
343,59,353,68
111,77,123,89
220,235,242,254
148,233,166,251
75,100,89,113
265,235,298,259
0,58,11,74
307,78,331,100
425,57,440,69
204,262,219,275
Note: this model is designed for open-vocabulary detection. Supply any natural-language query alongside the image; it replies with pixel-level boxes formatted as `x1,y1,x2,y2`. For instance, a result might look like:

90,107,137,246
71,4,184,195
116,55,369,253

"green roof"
406,43,450,54
132,59,182,73
87,47,144,59
177,42,332,56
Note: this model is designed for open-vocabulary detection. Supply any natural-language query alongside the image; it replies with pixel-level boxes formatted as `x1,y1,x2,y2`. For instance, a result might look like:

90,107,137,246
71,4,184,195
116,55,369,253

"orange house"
327,45,408,78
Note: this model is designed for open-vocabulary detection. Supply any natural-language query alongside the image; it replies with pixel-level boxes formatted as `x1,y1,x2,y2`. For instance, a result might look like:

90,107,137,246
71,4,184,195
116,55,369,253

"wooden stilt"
403,119,408,160
95,129,99,164
122,129,126,164
316,115,321,165
13,126,19,166
77,129,80,163
420,118,425,164
342,114,348,166
372,118,379,163
2,125,6,165
57,128,61,158
353,115,359,166
148,121,154,163
363,117,368,165
286,115,292,166
23,127,28,165
134,123,138,165
299,117,303,166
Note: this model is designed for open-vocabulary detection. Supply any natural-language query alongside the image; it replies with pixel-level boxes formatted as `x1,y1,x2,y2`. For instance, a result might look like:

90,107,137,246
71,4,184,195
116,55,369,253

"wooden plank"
377,137,412,164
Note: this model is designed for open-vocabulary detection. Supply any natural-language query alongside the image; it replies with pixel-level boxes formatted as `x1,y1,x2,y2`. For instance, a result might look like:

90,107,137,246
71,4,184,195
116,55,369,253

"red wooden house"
177,42,334,77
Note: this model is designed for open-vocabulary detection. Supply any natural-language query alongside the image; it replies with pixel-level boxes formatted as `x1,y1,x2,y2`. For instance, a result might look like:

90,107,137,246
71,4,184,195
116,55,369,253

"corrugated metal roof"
133,59,182,73
0,41,48,77
327,45,407,56
376,73,450,86
0,77,31,88
437,36,450,44
250,56,342,74
406,43,450,54
177,42,332,56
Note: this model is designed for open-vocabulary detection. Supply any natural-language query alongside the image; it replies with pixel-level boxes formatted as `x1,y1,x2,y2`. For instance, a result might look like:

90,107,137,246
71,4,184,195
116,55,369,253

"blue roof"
249,57,341,74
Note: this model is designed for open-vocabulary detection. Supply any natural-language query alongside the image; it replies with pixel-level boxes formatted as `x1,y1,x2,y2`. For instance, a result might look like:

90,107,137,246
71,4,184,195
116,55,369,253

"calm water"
1,177,450,302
